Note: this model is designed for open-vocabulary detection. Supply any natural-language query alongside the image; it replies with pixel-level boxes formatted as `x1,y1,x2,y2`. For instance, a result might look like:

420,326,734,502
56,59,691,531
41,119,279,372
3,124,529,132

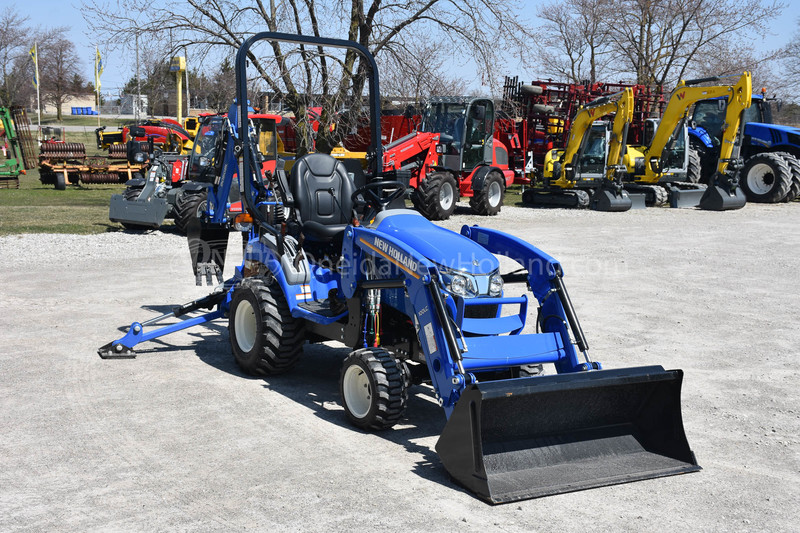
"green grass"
0,168,127,236
0,125,139,235
39,114,129,127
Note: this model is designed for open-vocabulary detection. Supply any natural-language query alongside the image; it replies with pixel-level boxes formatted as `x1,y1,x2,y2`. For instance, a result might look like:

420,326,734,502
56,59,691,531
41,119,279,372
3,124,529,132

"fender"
180,181,209,194
125,177,146,189
470,165,501,191
688,126,714,149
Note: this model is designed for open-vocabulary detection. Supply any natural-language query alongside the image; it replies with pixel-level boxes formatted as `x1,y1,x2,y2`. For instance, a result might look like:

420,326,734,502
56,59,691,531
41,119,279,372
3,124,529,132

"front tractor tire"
740,153,792,203
469,171,504,216
339,347,408,431
411,172,458,220
229,278,305,376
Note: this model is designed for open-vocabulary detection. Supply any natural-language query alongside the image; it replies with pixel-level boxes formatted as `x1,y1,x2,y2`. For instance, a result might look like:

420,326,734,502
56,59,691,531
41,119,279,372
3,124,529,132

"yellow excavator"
522,88,634,211
622,72,752,210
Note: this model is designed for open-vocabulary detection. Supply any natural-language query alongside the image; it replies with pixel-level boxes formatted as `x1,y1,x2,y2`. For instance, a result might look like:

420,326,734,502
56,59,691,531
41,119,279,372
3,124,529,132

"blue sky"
17,0,800,96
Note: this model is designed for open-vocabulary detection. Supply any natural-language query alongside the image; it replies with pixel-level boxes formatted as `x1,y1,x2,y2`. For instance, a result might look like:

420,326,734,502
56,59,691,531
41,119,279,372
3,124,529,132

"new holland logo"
373,237,419,271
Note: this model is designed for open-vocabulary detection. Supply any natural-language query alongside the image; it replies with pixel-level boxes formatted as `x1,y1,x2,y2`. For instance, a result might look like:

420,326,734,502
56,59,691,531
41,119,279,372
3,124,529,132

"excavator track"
521,187,590,208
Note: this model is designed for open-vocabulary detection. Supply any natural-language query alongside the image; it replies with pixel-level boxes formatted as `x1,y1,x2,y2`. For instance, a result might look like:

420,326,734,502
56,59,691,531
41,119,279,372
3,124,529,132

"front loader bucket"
436,366,699,504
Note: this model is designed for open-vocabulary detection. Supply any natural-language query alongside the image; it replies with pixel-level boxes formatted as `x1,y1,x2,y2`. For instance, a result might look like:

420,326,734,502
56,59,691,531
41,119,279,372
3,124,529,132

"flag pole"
33,43,41,140
95,46,100,128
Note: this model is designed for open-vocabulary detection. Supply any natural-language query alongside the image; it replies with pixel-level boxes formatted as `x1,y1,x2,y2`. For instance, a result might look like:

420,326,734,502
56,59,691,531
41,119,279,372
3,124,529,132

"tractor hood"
373,210,498,275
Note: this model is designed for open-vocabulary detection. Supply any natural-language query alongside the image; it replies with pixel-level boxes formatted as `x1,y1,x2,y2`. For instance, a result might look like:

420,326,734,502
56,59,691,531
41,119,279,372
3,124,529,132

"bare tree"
779,17,800,101
533,0,615,83
38,35,88,120
609,0,785,87
80,0,535,154
0,8,31,107
380,37,468,103
528,0,784,91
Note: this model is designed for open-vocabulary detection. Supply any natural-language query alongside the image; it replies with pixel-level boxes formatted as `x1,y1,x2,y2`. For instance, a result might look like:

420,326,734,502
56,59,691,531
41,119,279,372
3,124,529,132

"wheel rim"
488,180,503,207
439,181,455,211
342,364,372,418
747,163,776,195
234,299,257,353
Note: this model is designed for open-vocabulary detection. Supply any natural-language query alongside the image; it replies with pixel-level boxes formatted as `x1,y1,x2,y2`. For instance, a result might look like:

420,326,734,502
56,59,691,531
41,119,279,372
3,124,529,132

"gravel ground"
1,202,798,532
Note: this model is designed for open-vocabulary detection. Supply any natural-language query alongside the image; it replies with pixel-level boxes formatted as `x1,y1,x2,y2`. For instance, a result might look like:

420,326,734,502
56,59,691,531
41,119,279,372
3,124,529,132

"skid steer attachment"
436,366,699,503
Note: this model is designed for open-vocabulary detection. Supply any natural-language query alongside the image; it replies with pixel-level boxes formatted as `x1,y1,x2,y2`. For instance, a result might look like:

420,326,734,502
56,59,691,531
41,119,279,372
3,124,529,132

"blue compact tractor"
100,33,699,503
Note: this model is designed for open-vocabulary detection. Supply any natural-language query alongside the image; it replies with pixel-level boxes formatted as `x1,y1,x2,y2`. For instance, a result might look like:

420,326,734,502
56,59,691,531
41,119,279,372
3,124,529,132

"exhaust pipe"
436,366,700,504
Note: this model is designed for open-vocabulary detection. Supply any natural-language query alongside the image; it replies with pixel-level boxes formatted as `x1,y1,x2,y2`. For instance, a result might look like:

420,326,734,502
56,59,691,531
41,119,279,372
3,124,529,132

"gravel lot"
1,202,798,532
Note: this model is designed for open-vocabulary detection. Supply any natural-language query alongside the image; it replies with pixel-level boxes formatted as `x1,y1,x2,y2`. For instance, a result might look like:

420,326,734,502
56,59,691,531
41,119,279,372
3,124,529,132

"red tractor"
381,97,521,220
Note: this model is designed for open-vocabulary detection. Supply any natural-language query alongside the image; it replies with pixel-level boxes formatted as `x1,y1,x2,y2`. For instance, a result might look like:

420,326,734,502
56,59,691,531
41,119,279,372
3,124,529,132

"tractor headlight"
489,272,504,296
449,274,469,296
439,266,478,298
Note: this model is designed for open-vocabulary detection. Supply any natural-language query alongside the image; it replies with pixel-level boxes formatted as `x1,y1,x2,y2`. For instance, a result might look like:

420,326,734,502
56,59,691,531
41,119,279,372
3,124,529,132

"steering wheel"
351,180,407,220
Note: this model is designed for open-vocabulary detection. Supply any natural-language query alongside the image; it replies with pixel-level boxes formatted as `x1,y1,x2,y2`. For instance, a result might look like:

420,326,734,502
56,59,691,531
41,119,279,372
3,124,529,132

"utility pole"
185,47,190,116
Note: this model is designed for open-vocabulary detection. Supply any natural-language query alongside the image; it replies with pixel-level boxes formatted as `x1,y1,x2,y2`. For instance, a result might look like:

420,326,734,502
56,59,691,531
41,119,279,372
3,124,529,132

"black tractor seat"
289,152,356,243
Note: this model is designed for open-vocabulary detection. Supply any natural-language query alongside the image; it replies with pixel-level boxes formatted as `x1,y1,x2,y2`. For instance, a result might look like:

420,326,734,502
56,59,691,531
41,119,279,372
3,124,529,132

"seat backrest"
289,152,355,239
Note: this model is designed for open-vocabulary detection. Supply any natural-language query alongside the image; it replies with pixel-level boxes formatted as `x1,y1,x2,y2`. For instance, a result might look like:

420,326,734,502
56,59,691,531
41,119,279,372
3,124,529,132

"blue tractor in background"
99,32,700,504
690,92,800,203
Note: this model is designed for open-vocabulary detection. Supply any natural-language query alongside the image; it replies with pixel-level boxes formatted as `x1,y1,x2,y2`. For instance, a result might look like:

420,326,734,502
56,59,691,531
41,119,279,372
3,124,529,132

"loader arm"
640,72,752,182
381,131,440,174
553,89,634,189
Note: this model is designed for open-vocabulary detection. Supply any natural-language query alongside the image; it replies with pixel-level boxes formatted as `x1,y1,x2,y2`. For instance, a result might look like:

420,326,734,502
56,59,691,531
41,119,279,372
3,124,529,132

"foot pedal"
196,262,223,286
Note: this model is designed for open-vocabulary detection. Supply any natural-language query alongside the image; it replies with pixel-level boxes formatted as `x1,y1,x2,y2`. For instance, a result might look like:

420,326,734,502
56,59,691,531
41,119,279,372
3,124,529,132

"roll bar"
234,32,383,237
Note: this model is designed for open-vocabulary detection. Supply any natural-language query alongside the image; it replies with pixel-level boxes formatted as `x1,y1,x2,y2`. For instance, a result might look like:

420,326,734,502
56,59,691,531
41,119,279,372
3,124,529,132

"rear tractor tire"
686,147,702,184
229,277,305,376
774,152,800,202
175,188,208,235
411,172,458,220
740,152,792,203
339,347,408,430
469,171,504,216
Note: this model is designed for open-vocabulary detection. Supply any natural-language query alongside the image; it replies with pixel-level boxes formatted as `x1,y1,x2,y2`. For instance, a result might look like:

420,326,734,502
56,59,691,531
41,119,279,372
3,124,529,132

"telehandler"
99,32,699,503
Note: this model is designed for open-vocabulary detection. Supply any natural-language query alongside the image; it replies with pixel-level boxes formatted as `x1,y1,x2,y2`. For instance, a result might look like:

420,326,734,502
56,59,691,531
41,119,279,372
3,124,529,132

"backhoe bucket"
699,174,746,211
590,188,632,212
436,366,699,504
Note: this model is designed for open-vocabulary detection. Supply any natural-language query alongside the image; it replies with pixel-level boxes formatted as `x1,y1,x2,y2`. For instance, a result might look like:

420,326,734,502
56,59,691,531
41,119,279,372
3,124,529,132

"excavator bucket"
436,366,699,504
590,188,633,212
699,183,746,211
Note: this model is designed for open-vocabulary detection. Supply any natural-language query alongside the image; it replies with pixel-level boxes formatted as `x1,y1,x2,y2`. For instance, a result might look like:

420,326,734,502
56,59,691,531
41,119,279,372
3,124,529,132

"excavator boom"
624,72,751,210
